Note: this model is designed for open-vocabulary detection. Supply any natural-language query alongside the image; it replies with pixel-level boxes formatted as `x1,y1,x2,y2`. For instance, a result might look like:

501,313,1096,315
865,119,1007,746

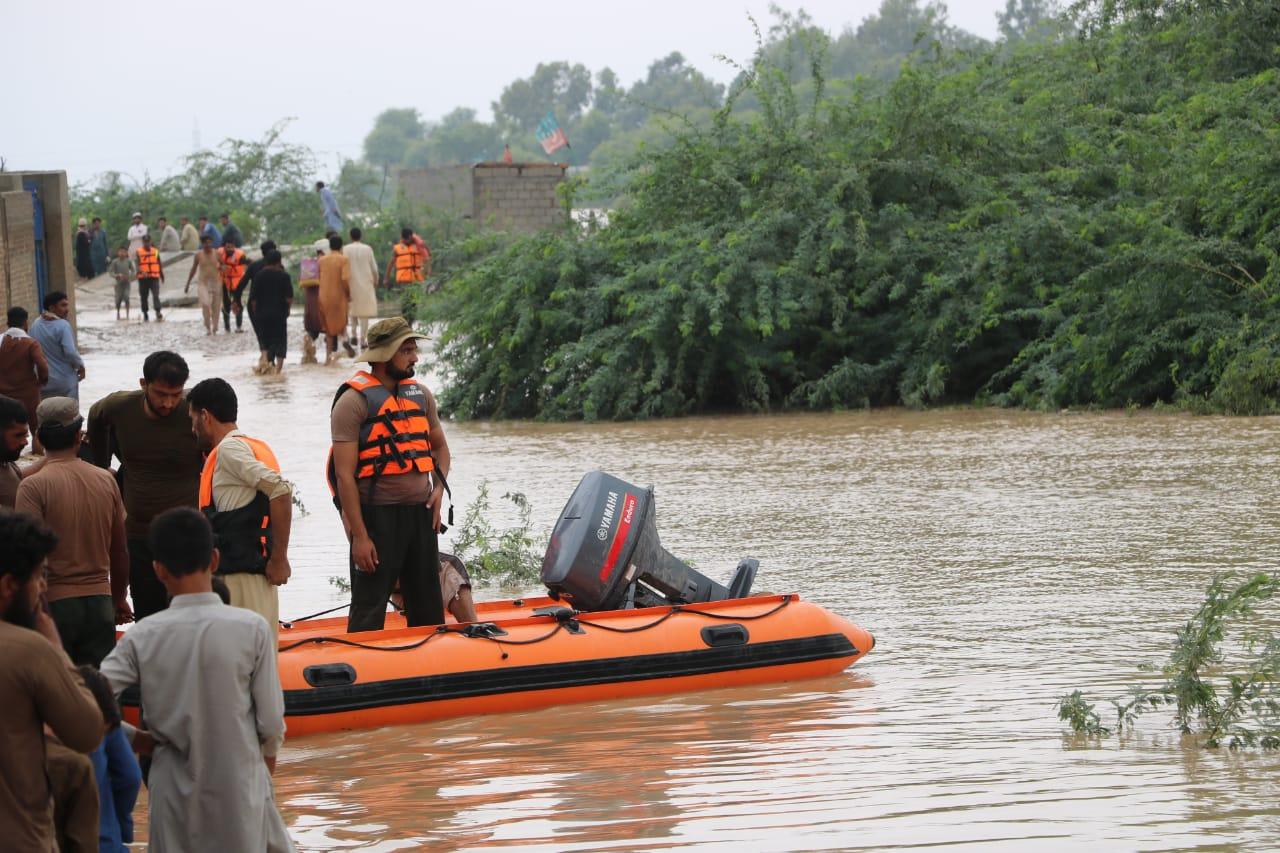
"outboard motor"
541,471,757,612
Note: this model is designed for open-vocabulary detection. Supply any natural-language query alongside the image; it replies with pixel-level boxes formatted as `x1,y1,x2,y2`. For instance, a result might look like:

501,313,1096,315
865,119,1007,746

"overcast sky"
6,0,1007,188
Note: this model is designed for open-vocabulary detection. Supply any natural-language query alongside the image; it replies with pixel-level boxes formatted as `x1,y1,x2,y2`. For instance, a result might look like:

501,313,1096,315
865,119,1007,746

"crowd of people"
6,183,470,849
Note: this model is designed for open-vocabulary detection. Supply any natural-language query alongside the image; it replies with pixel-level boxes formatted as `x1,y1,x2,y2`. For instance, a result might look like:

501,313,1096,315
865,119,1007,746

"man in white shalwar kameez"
100,507,293,853
343,227,380,349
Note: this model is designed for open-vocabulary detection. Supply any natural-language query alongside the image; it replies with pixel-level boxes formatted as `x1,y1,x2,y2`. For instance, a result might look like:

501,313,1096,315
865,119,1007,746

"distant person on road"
0,307,49,440
30,291,84,400
156,216,181,252
189,378,293,632
107,244,134,321
317,181,342,233
344,226,379,349
386,228,424,289
74,219,94,279
98,507,294,853
88,350,203,620
318,234,352,364
219,213,244,249
298,250,323,364
186,235,223,335
89,217,110,276
17,396,132,665
218,240,248,333
134,233,165,323
126,211,148,253
179,215,200,250
248,249,293,374
198,214,222,249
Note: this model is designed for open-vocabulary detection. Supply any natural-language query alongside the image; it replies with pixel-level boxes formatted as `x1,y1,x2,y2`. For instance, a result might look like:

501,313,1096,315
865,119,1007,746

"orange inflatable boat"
275,592,873,735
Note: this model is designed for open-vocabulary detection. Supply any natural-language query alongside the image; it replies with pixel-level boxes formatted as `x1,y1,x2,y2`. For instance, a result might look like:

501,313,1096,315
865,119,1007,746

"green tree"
363,108,427,167
493,62,594,135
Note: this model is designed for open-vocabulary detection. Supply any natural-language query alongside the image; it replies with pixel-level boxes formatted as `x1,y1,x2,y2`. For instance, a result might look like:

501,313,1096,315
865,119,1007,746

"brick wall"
398,163,568,235
472,164,567,233
0,190,39,315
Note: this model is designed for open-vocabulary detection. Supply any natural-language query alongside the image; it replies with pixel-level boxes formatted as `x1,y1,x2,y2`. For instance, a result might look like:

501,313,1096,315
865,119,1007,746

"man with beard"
0,511,104,851
327,317,452,632
87,351,203,619
188,378,292,633
0,395,45,507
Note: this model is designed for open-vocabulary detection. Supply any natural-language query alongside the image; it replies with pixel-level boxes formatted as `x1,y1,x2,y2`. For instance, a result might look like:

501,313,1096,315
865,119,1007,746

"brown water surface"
71,293,1280,849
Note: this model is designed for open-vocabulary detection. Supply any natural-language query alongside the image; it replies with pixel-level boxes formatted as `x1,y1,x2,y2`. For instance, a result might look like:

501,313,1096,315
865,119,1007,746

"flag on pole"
535,112,570,155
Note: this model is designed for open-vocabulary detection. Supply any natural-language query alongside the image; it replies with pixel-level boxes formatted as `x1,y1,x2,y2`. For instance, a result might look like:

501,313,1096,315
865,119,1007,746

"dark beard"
387,364,415,381
2,591,37,630
0,444,19,463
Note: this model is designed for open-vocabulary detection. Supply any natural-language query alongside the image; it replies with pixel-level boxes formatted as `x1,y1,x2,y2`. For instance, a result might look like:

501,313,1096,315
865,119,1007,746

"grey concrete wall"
472,163,567,233
397,162,568,235
397,166,476,219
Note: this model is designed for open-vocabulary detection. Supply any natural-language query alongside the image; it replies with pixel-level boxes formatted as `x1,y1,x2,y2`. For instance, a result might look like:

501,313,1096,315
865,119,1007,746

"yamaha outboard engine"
541,471,757,612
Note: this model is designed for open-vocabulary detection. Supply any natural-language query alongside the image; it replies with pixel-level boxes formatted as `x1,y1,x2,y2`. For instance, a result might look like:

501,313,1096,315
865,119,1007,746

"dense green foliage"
448,481,545,587
1058,572,1280,749
423,0,1280,419
71,122,323,248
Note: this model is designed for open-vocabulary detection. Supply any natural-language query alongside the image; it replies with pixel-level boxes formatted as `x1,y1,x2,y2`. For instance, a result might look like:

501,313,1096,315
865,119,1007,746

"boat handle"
701,624,749,648
303,663,357,687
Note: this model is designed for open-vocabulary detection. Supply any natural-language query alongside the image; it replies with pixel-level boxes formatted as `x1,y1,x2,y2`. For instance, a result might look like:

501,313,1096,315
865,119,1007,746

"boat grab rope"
277,596,794,654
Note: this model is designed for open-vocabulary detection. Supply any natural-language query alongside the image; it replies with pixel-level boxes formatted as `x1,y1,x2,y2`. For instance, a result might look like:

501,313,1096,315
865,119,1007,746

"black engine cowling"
540,471,757,612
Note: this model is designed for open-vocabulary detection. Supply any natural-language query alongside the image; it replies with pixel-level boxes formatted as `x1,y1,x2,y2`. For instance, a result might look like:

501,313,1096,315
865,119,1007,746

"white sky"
5,0,1006,187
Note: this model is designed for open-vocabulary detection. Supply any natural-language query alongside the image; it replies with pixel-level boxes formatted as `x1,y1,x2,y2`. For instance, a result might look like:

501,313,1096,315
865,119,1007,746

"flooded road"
72,288,1280,850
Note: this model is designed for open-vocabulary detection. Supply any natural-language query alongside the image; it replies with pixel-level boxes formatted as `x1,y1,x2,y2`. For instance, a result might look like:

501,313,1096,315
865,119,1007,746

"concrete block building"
0,170,77,329
398,162,568,234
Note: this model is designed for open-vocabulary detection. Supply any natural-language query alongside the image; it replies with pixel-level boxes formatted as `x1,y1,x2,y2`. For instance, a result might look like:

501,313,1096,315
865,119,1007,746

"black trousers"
137,279,162,318
127,537,169,620
221,286,243,330
348,503,444,632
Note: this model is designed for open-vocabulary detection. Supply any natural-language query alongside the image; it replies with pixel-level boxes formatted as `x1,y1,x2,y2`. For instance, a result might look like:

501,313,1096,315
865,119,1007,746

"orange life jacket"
199,434,282,574
136,247,161,279
325,371,434,507
219,246,245,291
393,243,422,283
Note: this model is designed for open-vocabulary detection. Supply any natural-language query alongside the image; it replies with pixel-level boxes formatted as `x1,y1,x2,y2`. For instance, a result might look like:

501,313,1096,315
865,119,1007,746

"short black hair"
199,214,208,220
211,575,231,604
91,217,101,223
43,291,67,310
329,235,343,251
187,378,237,423
400,227,413,240
148,507,214,577
220,213,230,220
315,181,325,189
0,510,57,584
260,240,277,254
142,351,190,387
77,665,122,730
349,227,362,241
7,306,27,327
0,395,29,430
37,419,81,452
264,249,283,266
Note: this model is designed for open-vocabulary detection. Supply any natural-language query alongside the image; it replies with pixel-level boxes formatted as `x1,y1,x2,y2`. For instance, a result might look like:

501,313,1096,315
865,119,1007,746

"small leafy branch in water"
449,480,545,588
1058,572,1280,749
284,479,309,517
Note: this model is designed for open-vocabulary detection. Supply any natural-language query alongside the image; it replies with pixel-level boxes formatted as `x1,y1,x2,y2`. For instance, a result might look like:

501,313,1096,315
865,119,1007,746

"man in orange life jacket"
384,228,424,289
218,241,248,333
134,233,165,323
328,317,451,632
188,378,292,633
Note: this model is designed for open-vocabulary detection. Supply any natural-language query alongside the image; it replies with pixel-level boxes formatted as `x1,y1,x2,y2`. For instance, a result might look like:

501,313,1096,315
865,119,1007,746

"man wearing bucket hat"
327,317,452,632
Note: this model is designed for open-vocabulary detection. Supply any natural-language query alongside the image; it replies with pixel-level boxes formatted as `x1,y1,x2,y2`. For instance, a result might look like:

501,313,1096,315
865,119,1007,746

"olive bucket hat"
357,317,425,363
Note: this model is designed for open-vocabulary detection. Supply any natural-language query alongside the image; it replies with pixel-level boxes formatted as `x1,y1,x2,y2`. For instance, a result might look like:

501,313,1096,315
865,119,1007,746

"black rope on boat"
576,595,793,631
280,599,405,629
277,596,794,653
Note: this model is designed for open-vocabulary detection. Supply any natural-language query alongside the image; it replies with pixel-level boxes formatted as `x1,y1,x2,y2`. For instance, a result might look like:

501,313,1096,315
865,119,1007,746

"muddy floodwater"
69,287,1280,850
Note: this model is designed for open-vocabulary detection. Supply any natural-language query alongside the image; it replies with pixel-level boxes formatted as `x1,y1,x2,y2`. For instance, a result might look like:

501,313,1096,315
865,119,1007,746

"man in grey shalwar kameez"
100,507,293,852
